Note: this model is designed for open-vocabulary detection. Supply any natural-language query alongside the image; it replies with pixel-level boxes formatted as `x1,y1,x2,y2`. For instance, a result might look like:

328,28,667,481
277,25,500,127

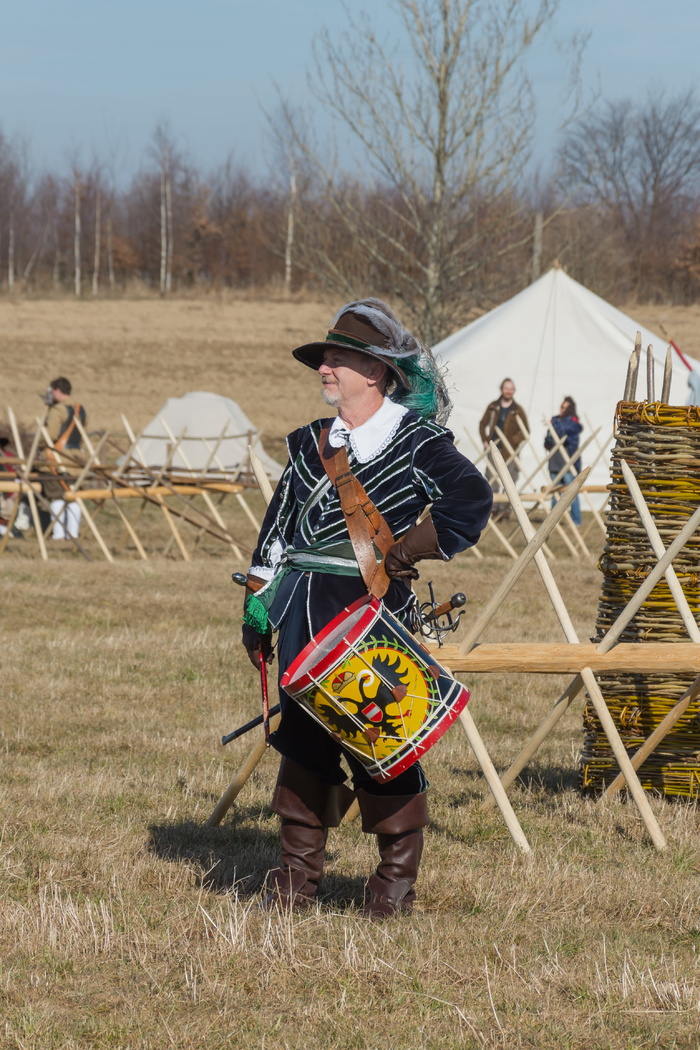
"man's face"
319,348,378,407
501,381,515,401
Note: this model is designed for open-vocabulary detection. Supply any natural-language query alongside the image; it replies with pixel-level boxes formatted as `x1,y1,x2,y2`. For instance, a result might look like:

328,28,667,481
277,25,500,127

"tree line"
2,1,700,344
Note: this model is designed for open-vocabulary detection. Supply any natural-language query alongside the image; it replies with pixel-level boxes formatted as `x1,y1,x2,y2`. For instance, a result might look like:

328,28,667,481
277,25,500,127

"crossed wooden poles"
0,407,261,562
462,411,612,562
208,437,699,854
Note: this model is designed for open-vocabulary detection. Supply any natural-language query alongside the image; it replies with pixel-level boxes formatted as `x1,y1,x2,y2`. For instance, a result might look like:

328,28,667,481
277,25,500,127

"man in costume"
242,299,492,917
40,377,87,540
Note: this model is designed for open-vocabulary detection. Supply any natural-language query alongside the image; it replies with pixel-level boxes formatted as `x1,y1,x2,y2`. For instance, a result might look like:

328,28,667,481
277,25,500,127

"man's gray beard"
321,388,340,408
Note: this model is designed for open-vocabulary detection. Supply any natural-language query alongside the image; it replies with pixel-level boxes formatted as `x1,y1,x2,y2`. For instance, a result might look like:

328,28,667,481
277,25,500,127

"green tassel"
243,594,270,634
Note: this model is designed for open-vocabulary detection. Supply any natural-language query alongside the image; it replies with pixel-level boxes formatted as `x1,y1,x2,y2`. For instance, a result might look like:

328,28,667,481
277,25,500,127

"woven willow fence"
580,401,700,797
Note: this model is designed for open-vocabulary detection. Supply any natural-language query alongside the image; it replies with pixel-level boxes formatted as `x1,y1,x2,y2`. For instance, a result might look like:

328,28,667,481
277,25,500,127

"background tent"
131,391,283,479
435,267,694,493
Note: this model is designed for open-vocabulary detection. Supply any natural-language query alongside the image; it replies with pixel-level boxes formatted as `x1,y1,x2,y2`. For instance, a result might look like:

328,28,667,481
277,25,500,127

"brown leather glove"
383,515,445,580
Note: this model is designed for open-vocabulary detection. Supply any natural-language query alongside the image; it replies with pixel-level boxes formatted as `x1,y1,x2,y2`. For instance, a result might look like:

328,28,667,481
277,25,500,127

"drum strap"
319,427,394,600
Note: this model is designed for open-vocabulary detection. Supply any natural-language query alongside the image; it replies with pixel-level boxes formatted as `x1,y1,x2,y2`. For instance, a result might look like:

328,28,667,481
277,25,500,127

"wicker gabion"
580,401,700,797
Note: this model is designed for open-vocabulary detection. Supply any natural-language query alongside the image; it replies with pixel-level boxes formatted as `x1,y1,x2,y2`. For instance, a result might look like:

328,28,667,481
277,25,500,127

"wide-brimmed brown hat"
292,307,412,390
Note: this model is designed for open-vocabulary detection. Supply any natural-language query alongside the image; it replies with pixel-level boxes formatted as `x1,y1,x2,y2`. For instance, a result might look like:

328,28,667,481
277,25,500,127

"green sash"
243,539,364,633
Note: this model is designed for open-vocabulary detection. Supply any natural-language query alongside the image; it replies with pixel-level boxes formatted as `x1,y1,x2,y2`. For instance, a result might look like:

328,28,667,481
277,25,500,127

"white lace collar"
328,398,408,463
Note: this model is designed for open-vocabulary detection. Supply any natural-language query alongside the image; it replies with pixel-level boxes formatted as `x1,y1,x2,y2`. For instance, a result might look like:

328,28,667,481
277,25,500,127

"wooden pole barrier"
581,666,666,848
458,706,531,853
160,416,244,560
479,445,668,851
8,408,48,561
598,462,700,800
458,466,591,653
483,465,700,824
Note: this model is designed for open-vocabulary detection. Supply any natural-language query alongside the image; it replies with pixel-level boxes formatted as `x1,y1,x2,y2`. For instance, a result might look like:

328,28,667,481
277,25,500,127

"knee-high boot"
356,789,429,918
262,758,355,909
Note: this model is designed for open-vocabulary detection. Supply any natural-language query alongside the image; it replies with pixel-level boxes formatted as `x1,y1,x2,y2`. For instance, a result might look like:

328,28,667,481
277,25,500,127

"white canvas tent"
435,267,693,493
131,391,283,479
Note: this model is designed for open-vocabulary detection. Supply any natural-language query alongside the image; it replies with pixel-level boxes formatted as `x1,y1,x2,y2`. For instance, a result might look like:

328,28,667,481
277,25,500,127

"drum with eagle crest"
280,595,470,781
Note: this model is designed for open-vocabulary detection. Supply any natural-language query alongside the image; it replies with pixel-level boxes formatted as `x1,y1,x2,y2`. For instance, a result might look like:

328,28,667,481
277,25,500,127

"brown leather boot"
262,758,355,910
356,789,429,918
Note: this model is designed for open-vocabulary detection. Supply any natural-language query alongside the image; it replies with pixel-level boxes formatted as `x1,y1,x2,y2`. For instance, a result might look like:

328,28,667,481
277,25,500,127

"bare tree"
0,136,30,292
92,177,102,296
284,167,297,295
72,165,82,297
150,122,178,294
558,89,700,298
273,0,575,342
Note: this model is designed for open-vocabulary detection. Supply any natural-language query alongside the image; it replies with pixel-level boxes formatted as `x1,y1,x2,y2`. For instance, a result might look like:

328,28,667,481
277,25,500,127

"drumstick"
259,650,271,745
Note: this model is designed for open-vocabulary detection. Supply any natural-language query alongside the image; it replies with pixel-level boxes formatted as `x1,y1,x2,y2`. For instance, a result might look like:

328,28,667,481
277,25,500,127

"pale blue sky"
2,0,698,182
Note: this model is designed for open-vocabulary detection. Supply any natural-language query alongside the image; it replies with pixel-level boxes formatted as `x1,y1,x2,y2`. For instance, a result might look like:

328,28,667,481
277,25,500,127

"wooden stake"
484,514,519,559
458,706,531,853
206,713,282,827
8,407,48,561
661,347,673,404
39,422,115,563
646,345,655,402
581,666,666,849
458,464,591,653
624,337,642,401
482,677,583,807
248,446,275,503
205,446,276,827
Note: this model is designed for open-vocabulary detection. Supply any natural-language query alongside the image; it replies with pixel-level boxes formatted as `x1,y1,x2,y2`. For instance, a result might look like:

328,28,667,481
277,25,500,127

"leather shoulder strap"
55,405,80,453
319,427,394,599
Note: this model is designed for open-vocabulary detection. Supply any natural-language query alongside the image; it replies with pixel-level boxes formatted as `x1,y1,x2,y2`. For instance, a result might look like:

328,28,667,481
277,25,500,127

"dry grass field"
2,294,700,1049
2,293,700,463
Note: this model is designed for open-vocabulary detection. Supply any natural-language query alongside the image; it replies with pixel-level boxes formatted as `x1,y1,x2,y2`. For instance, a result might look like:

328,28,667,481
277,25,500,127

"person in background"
478,378,529,514
544,396,583,526
0,431,22,538
40,377,87,541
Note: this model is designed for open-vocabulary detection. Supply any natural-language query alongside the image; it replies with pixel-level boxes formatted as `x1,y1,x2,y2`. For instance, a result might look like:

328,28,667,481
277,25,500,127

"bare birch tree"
92,180,102,296
275,0,576,342
73,166,82,297
284,167,297,294
1,138,28,292
150,122,178,295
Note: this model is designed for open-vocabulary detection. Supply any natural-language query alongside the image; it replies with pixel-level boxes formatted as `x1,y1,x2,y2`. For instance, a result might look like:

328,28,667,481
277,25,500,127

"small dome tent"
131,391,283,479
